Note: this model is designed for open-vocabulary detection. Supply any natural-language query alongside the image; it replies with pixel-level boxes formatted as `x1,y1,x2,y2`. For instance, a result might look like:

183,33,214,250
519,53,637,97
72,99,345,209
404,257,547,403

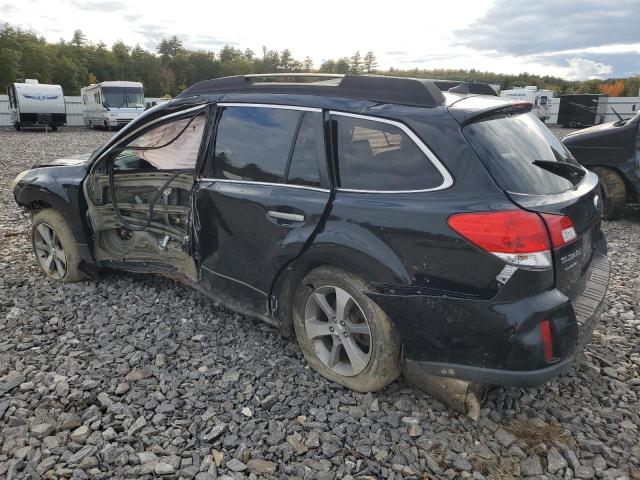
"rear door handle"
267,211,305,223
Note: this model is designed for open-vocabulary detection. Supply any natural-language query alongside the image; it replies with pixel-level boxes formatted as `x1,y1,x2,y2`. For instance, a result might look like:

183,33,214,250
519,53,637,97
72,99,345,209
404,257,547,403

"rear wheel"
592,167,626,220
14,122,21,131
293,267,401,392
31,209,85,282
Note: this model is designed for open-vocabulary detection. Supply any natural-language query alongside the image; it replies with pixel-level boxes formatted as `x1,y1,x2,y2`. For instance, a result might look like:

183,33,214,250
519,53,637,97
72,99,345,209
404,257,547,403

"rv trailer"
6,80,66,131
500,86,554,122
81,81,145,130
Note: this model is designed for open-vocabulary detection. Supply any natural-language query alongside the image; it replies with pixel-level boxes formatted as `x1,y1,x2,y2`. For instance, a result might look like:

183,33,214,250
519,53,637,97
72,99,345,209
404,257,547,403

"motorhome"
81,81,144,129
500,86,554,122
6,80,66,130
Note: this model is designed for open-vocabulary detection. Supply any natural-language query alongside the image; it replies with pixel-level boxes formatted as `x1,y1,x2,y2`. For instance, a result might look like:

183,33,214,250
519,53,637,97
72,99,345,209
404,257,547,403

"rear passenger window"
333,114,443,191
286,112,324,187
214,106,300,183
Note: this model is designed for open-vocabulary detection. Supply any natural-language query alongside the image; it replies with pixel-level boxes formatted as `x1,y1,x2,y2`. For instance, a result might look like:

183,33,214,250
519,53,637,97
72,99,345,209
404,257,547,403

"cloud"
564,58,614,80
456,0,640,55
536,51,640,79
68,0,126,11
1,3,17,14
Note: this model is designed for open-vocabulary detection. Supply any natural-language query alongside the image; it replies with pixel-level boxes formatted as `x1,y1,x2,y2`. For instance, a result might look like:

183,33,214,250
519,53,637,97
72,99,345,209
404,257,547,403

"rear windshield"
463,112,584,194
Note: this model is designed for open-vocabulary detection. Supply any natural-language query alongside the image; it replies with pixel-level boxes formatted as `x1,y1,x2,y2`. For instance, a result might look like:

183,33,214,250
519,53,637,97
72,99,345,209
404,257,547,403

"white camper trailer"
500,86,554,122
6,80,66,130
81,81,145,129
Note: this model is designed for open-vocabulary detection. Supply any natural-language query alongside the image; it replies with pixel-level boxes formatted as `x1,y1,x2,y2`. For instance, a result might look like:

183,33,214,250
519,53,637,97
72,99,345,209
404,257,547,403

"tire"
293,266,401,392
31,209,86,282
51,124,58,132
592,167,626,220
14,122,21,131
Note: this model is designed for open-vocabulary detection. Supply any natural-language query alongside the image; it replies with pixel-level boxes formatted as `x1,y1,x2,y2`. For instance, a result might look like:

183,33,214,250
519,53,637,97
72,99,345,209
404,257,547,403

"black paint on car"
562,111,640,219
13,75,610,404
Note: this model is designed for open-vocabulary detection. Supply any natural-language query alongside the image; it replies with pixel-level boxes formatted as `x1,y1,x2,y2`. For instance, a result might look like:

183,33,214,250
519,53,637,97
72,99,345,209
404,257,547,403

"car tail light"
447,210,552,269
539,319,555,362
539,213,577,248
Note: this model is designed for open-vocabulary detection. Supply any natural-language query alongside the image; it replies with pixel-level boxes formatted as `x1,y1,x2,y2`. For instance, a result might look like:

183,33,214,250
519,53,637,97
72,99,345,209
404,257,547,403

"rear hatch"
461,109,602,295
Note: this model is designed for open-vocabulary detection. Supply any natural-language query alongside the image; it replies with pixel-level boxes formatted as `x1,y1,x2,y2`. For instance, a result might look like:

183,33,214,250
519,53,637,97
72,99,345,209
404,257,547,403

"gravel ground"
0,126,639,480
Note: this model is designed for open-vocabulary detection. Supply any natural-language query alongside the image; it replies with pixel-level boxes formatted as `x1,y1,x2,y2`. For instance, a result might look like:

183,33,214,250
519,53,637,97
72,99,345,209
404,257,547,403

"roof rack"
177,74,447,108
176,74,498,106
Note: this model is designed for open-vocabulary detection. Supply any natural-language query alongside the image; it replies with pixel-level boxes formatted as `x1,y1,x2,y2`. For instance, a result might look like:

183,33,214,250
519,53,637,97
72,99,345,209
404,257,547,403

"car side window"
286,112,324,187
332,114,443,191
214,106,301,182
112,112,206,171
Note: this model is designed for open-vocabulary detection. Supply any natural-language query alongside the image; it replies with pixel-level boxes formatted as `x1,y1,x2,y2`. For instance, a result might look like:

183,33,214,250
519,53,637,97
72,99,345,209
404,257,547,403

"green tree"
349,51,363,74
363,51,377,73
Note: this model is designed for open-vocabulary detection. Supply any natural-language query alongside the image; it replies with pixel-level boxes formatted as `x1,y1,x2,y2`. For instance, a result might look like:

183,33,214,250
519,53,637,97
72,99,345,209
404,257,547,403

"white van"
81,81,145,129
500,86,554,122
6,80,66,131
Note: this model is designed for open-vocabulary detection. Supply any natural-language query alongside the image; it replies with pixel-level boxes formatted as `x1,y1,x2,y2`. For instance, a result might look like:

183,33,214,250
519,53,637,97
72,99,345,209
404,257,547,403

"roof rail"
177,74,447,108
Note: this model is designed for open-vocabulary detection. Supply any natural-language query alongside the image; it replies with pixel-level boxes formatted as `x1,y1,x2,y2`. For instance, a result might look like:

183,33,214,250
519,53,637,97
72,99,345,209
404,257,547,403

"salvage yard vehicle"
12,74,610,411
562,111,640,220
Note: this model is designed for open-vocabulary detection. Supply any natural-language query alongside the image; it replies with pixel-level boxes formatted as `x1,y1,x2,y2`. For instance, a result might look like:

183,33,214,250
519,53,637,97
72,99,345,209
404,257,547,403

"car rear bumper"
373,239,610,388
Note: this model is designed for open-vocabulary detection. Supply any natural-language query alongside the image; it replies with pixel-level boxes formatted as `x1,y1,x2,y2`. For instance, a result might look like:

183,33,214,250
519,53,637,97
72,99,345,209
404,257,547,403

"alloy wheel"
304,285,372,376
34,223,67,279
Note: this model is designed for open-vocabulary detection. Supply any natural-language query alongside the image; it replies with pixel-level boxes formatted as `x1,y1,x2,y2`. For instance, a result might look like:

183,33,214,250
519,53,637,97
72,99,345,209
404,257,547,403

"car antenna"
610,106,624,123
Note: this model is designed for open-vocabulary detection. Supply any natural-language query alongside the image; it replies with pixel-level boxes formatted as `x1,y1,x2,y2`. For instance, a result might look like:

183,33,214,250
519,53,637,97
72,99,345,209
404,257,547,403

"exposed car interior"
84,110,207,280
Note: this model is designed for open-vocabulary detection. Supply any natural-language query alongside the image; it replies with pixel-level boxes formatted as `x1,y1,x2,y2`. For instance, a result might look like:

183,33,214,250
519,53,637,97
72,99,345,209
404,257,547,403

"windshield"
103,86,144,108
463,112,584,195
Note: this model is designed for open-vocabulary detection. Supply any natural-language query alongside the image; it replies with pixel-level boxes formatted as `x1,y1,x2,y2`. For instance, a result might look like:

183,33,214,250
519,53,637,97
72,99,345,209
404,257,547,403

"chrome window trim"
218,102,321,113
198,177,330,193
329,110,454,193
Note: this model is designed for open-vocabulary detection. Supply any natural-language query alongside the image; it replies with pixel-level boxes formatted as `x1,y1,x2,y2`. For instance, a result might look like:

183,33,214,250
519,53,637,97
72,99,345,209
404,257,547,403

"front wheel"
293,267,401,392
592,167,626,220
31,209,86,282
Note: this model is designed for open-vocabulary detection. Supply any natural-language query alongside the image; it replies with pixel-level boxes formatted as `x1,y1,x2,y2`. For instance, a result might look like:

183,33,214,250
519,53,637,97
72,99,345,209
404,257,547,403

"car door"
193,103,332,315
86,106,210,280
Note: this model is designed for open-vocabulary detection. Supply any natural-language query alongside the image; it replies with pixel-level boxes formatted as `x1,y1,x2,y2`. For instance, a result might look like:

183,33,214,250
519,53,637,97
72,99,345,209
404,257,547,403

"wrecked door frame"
83,103,215,281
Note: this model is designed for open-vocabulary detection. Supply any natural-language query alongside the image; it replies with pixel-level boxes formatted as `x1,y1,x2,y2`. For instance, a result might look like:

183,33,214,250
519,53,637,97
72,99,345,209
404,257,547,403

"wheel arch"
269,239,411,337
589,164,636,196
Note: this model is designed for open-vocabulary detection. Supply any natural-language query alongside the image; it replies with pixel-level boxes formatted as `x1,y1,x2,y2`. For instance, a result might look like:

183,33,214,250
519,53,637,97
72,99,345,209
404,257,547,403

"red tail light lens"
447,210,552,269
539,319,555,362
540,213,577,248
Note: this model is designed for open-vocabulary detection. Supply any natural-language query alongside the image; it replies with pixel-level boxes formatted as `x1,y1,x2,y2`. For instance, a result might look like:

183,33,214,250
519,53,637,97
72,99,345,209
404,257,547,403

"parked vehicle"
562,111,640,219
6,80,66,130
12,74,609,411
500,86,554,122
558,94,609,128
81,81,145,130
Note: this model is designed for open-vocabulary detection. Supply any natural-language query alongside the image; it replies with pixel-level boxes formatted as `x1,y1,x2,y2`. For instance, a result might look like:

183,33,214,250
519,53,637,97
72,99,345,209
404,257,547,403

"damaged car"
13,74,610,411
562,110,640,220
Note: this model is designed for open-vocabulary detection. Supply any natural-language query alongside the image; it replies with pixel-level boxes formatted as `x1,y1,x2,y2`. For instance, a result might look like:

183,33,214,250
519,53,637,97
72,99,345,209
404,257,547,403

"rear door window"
332,114,444,191
214,106,300,183
463,112,584,195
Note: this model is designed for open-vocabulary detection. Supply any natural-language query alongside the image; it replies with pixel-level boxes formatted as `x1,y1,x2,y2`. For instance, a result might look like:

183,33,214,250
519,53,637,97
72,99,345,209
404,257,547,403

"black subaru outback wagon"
13,74,609,408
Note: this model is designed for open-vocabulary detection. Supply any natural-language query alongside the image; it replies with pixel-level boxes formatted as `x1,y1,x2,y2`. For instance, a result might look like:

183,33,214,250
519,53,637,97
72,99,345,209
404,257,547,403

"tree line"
1,24,639,98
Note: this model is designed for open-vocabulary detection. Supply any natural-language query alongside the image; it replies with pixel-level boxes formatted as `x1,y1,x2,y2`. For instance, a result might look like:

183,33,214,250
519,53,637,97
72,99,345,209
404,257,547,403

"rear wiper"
533,160,585,185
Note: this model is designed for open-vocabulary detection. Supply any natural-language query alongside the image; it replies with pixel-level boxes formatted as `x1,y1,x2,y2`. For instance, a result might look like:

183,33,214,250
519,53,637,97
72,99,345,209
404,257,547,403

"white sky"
2,0,638,79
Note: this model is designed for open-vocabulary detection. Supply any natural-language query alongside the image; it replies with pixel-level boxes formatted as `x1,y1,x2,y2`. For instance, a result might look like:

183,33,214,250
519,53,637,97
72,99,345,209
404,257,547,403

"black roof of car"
176,74,499,109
